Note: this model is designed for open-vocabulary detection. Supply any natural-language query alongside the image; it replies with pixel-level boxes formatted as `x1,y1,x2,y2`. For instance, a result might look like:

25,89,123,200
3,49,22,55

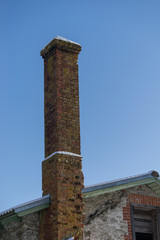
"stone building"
0,37,160,240
83,170,160,240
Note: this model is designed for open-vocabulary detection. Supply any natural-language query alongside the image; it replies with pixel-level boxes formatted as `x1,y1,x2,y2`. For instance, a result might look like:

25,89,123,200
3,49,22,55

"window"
131,204,160,240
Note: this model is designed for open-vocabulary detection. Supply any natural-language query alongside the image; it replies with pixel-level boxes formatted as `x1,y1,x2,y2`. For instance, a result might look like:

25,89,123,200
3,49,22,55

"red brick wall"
39,154,84,240
42,39,81,158
123,191,160,240
39,38,84,240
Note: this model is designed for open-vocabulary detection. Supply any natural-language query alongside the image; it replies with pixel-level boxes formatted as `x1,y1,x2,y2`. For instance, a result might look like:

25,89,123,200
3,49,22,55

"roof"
1,170,160,226
83,170,160,198
0,194,50,227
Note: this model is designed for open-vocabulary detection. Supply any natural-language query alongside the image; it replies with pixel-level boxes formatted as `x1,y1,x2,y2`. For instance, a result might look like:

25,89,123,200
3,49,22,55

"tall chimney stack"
39,37,84,240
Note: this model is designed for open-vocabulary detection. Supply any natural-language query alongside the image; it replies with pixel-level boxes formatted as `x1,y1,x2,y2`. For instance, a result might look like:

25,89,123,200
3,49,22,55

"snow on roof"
55,36,81,46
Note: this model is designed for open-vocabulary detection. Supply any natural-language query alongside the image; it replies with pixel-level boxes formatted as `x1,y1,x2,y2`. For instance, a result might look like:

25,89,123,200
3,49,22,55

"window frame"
130,203,160,240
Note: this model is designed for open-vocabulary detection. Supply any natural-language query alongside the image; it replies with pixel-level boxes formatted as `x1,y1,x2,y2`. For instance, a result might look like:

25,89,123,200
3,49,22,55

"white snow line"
44,151,82,161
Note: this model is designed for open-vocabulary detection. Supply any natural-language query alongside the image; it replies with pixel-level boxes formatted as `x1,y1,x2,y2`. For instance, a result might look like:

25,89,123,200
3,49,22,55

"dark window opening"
136,232,152,240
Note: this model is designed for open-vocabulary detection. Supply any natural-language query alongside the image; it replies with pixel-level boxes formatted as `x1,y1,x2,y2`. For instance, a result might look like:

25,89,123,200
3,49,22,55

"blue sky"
1,0,160,212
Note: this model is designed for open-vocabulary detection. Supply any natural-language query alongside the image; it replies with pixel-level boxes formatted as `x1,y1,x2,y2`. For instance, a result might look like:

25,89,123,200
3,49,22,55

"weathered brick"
39,37,84,240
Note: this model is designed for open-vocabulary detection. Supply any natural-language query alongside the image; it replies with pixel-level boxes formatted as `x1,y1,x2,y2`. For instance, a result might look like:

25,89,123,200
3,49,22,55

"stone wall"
84,190,128,240
83,185,160,240
0,212,39,240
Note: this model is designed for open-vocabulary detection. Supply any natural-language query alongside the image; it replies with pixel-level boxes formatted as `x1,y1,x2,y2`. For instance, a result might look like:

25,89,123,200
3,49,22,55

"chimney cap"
41,36,81,58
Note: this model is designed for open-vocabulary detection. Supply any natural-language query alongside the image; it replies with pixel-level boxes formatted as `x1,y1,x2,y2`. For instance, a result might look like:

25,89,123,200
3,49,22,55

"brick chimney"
39,37,84,240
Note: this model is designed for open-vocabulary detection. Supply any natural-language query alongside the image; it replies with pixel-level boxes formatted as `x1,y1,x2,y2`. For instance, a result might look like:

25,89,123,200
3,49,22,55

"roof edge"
83,170,159,196
0,194,50,222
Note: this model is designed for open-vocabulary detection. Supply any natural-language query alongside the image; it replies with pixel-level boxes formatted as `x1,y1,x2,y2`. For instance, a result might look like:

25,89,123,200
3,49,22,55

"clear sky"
1,0,160,212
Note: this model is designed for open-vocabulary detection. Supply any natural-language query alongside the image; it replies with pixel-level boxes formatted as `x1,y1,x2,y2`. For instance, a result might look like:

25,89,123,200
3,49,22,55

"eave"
83,170,160,198
0,194,50,227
